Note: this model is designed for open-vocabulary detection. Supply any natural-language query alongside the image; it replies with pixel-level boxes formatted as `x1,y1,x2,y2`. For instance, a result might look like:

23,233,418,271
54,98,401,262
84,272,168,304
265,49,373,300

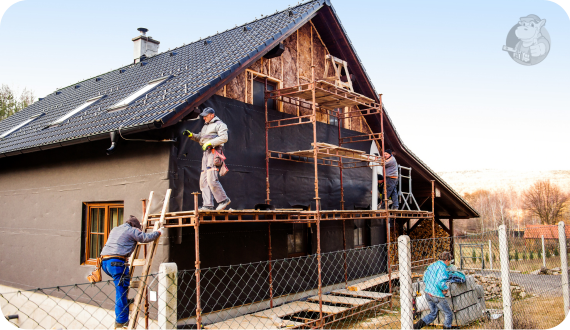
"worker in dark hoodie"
99,216,162,329
380,149,399,210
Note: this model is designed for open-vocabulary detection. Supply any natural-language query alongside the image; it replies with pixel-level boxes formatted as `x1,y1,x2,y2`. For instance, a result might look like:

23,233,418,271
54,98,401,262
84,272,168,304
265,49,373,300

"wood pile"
389,220,450,268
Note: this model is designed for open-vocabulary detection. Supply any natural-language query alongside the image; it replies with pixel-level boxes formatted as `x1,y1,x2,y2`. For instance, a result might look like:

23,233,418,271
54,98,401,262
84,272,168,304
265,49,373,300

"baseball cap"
200,107,215,116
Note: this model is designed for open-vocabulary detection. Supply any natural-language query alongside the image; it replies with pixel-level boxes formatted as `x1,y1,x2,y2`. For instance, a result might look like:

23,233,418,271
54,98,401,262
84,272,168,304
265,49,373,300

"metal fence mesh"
1,226,568,329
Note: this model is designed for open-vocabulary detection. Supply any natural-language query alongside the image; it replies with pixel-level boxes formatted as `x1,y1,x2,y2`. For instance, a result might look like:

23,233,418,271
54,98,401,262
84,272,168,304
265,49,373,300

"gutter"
0,122,160,158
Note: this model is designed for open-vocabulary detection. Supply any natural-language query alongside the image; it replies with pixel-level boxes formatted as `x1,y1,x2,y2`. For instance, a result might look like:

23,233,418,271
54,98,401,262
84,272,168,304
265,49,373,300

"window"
253,78,276,110
50,96,103,126
84,203,124,265
354,226,364,248
330,108,342,127
0,113,44,139
287,224,306,257
108,76,169,111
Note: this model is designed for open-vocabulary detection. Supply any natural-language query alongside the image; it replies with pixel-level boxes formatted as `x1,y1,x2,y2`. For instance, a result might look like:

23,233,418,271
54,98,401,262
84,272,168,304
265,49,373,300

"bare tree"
0,84,35,120
523,180,569,225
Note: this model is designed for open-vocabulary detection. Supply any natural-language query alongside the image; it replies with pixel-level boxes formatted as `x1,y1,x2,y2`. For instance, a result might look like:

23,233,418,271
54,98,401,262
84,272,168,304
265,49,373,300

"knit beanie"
126,215,141,230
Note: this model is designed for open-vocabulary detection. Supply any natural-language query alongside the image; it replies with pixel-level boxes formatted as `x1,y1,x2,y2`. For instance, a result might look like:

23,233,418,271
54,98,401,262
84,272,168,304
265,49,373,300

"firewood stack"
389,220,450,269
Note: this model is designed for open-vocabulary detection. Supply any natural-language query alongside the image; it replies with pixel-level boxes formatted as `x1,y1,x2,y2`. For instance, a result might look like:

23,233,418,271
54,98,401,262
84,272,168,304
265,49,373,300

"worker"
413,251,457,329
183,107,231,210
99,216,162,329
380,149,399,210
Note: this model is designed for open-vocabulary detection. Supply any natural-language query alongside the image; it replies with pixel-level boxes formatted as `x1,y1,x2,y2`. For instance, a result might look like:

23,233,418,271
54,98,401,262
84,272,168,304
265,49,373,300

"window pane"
90,208,97,233
90,208,105,234
253,80,276,110
354,229,358,245
90,234,103,259
295,232,304,253
287,234,294,254
98,208,105,233
109,207,124,230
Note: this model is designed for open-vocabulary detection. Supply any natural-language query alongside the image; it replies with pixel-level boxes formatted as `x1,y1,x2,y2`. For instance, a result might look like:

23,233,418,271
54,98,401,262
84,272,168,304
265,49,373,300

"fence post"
558,222,569,316
498,225,512,330
489,240,493,270
159,262,178,329
398,235,413,330
542,235,546,268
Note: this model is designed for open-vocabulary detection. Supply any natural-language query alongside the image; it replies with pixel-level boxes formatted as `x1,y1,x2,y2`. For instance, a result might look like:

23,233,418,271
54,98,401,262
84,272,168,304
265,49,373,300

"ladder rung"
130,280,142,288
132,259,146,267
137,242,150,245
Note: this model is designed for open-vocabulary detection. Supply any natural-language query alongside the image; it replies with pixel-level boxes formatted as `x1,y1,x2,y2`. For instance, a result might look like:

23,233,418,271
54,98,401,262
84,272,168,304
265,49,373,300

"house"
0,0,477,316
524,224,569,249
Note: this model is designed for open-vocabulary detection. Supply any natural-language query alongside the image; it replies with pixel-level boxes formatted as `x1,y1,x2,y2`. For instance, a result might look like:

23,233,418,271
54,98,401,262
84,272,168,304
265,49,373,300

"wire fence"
1,223,569,329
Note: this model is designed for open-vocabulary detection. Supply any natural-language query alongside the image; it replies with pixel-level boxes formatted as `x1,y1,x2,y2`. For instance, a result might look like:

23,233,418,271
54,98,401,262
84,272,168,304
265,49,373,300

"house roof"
0,0,326,157
524,224,570,239
0,0,478,218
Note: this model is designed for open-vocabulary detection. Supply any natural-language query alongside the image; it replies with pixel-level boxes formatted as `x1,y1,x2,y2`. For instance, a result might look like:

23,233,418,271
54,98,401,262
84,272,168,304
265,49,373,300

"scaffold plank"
331,289,392,301
307,294,372,307
347,272,400,292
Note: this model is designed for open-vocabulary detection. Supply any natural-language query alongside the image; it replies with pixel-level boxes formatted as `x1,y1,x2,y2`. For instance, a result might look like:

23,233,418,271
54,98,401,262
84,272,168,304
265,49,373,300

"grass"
465,296,566,329
453,243,563,273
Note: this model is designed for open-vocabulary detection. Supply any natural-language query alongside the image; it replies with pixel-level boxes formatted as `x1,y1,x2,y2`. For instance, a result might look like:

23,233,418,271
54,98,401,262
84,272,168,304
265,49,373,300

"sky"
0,0,568,172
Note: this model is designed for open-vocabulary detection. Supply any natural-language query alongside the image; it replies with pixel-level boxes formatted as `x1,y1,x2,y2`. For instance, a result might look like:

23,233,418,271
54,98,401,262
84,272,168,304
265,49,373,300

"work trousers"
102,258,130,324
380,177,399,209
200,149,228,207
422,293,453,328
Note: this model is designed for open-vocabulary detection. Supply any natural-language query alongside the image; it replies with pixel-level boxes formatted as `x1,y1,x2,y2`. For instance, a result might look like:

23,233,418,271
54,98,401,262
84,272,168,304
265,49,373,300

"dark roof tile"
0,0,324,155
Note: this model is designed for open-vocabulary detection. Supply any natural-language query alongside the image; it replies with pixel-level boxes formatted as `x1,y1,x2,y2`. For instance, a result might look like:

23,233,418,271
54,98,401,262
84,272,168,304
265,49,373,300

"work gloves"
202,142,213,151
182,130,193,137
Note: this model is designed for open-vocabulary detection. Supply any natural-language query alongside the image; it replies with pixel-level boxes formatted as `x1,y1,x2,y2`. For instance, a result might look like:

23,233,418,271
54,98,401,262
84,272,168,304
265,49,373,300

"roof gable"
0,0,326,157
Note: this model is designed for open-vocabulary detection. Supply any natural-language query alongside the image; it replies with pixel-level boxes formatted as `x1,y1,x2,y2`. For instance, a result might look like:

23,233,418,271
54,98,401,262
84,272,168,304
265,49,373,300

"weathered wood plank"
307,294,372,306
331,289,392,300
348,272,400,291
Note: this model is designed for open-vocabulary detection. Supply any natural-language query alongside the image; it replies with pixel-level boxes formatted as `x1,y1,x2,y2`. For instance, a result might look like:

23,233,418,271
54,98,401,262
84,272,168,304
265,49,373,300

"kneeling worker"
183,107,231,210
100,216,162,329
414,251,457,329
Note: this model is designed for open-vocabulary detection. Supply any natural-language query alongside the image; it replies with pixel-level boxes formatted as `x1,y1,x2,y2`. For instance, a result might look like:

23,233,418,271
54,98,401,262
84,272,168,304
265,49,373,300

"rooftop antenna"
137,27,148,36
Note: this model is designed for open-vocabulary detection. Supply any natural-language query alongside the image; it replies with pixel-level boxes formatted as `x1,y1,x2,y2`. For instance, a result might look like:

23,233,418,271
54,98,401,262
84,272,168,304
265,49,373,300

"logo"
502,14,551,66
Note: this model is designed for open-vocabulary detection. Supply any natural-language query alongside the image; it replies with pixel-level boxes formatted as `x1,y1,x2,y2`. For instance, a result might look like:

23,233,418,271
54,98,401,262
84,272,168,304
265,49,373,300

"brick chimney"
132,28,160,63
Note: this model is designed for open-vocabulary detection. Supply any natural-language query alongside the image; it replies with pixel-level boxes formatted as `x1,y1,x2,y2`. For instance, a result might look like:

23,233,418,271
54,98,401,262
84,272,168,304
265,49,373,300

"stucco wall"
0,138,171,289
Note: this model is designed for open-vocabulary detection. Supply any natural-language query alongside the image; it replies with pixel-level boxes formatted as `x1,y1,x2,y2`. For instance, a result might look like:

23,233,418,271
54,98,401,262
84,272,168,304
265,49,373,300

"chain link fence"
2,223,569,329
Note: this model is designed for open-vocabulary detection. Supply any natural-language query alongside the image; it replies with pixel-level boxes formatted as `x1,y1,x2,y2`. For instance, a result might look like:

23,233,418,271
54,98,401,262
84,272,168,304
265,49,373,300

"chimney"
132,27,160,63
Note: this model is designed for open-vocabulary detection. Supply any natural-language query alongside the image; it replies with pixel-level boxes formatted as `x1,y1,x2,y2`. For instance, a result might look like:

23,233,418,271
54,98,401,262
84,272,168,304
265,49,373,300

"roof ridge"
50,0,321,95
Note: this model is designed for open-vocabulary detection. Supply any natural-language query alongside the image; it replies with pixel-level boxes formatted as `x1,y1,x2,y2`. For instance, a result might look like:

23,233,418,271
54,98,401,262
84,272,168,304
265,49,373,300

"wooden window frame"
83,202,124,265
246,69,283,112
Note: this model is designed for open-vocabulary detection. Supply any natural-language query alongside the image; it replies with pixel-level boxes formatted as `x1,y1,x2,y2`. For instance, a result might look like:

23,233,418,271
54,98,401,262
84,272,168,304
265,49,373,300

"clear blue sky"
0,0,568,172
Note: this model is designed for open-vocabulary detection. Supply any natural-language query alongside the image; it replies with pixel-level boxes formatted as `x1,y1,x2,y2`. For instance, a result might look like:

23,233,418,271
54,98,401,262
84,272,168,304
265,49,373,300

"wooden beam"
434,217,451,235
408,219,424,234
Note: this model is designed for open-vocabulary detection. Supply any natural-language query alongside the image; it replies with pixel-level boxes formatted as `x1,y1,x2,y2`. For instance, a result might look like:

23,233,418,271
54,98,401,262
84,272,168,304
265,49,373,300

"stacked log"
389,220,450,269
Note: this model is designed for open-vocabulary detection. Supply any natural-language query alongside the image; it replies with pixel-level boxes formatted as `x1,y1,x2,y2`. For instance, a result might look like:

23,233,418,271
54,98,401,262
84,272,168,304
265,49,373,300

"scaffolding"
145,67,437,329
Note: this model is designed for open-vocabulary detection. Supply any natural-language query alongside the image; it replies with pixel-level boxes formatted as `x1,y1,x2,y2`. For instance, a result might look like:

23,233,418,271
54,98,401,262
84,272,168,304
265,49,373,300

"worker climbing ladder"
126,189,171,330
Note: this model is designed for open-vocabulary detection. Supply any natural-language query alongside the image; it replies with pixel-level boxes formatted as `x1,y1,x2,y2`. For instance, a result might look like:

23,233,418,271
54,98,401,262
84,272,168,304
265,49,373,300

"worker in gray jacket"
380,149,399,210
100,216,162,328
183,107,231,210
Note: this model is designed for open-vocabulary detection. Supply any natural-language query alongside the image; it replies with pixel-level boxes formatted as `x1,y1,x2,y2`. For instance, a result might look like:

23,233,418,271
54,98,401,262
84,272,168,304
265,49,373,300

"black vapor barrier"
165,95,388,270
170,95,374,211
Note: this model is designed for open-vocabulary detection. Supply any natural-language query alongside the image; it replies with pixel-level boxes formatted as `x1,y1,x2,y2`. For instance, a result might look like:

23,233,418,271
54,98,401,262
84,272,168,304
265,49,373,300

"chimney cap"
137,27,149,35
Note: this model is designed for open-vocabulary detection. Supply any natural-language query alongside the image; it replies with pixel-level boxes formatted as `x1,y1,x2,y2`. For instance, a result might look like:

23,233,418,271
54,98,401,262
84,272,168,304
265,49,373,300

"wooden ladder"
127,189,171,330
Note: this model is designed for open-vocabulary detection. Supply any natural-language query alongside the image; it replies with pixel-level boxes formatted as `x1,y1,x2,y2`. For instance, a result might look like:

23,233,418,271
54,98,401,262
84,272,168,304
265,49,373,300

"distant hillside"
437,169,570,195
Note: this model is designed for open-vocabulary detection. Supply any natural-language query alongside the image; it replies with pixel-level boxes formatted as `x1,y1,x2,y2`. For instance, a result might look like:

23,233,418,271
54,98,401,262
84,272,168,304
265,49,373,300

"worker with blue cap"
183,107,231,210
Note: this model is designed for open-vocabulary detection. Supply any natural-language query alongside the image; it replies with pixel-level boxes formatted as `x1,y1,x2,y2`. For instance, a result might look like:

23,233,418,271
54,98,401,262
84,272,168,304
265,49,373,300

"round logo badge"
502,14,551,66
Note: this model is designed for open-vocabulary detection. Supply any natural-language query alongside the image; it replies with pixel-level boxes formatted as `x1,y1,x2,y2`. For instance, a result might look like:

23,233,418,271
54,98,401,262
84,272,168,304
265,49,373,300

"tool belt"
87,255,129,283
212,148,229,177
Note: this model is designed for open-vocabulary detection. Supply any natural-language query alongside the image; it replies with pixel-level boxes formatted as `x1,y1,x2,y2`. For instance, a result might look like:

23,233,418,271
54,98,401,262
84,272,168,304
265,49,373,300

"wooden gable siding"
215,22,371,134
